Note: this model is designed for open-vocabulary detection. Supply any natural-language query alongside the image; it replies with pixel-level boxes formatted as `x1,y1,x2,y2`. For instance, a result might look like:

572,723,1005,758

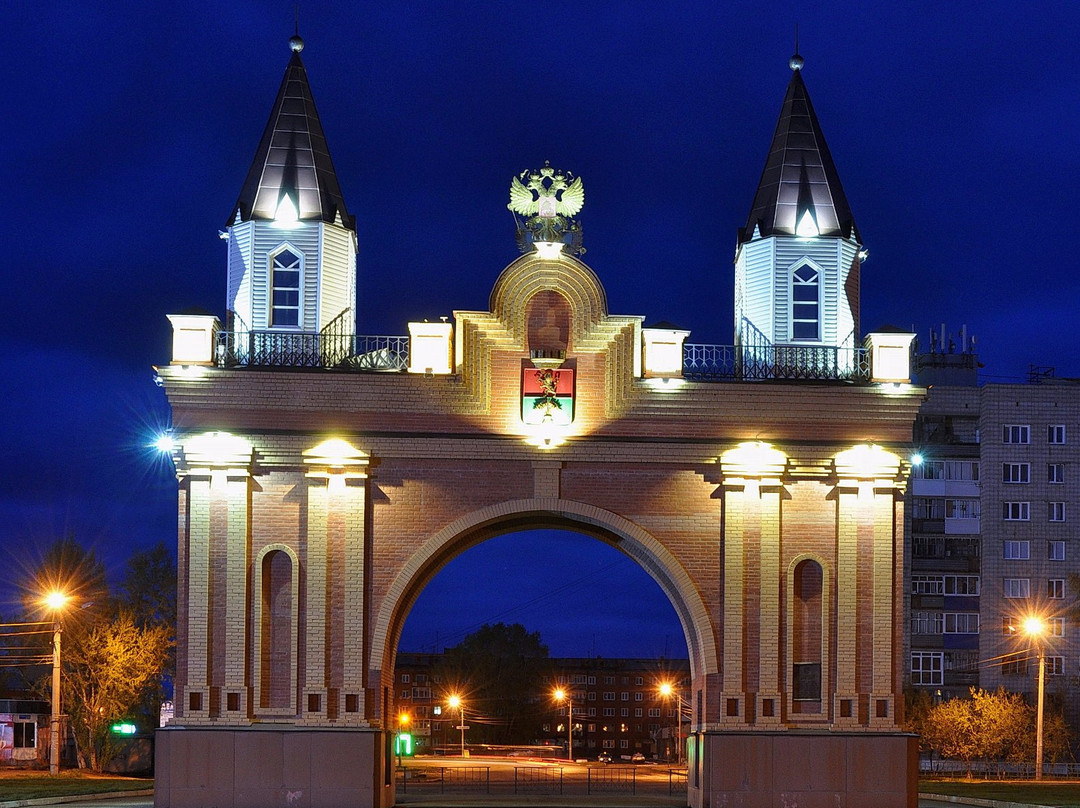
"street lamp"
554,688,574,761
447,695,466,757
659,682,686,766
43,591,69,777
1022,615,1048,780
397,712,410,767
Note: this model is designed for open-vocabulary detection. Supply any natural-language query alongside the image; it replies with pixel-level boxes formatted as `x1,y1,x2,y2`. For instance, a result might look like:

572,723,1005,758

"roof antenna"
790,23,804,71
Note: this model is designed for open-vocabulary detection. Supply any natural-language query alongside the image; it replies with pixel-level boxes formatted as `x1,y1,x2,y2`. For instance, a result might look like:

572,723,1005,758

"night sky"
4,3,1078,657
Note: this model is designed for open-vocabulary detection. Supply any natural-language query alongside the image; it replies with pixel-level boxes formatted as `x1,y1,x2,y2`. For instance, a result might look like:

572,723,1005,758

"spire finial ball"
289,34,305,53
789,52,804,71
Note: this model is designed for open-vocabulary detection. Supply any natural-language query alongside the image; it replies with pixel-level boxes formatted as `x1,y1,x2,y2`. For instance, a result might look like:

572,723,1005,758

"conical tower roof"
739,55,858,244
226,36,353,230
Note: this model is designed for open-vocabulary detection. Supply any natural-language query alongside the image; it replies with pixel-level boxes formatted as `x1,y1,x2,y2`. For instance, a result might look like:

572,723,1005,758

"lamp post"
447,695,466,757
44,591,69,777
397,712,410,767
554,688,574,761
659,682,685,766
1023,616,1047,780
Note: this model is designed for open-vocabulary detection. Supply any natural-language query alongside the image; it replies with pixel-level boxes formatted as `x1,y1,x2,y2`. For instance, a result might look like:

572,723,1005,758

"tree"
61,611,171,771
115,542,177,729
435,623,551,745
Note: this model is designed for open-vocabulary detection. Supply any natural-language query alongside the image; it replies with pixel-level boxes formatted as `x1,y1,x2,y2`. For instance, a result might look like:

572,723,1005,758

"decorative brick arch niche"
157,251,922,808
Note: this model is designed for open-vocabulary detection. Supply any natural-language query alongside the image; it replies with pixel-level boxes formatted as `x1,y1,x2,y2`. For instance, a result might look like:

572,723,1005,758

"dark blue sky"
4,3,1078,655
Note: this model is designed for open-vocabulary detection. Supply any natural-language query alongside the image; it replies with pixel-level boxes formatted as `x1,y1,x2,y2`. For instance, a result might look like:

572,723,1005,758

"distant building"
394,653,689,759
0,698,49,766
909,339,1080,736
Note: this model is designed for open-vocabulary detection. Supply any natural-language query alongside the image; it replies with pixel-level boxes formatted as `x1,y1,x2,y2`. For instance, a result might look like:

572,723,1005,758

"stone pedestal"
155,726,390,808
692,731,917,808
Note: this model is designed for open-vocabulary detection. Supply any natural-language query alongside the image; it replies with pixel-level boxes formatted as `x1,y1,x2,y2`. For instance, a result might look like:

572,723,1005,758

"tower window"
271,247,301,327
790,264,820,341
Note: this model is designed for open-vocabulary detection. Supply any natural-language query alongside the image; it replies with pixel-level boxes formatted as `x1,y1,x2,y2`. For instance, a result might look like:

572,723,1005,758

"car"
597,752,612,763
631,752,645,762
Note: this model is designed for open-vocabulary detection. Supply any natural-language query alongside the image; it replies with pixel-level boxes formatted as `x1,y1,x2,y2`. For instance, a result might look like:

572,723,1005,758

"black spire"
739,56,858,244
227,36,353,230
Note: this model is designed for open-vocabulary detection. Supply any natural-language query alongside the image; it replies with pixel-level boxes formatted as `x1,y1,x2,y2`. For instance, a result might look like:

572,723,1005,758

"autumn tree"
435,623,552,745
61,611,171,770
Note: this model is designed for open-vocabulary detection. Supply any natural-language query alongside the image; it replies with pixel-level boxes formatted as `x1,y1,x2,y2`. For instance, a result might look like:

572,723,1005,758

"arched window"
260,549,293,709
270,247,302,327
791,264,820,341
792,559,823,708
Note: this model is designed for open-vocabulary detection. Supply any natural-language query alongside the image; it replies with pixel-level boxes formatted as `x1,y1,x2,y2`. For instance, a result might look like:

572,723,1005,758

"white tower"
735,52,864,374
224,35,356,341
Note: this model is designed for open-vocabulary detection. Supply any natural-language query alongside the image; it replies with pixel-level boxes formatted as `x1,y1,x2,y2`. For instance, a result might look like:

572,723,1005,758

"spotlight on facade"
155,434,176,453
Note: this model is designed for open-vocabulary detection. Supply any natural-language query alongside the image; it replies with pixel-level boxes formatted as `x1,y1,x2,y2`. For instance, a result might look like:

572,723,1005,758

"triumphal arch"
155,36,922,808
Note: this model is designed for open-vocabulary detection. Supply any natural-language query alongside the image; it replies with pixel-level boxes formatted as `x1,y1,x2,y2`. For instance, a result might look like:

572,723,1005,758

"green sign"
395,733,413,756
111,723,137,735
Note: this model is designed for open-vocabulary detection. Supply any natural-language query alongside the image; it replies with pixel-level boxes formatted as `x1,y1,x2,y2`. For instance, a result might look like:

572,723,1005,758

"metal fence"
396,763,686,799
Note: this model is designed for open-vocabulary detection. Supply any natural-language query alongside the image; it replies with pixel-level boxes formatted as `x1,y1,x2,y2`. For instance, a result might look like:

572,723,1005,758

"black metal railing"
211,314,870,383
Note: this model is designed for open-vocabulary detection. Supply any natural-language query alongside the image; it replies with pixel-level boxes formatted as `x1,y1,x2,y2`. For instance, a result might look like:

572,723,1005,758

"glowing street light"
43,591,69,776
554,688,574,761
396,712,411,767
659,681,686,766
1022,615,1048,780
447,695,466,757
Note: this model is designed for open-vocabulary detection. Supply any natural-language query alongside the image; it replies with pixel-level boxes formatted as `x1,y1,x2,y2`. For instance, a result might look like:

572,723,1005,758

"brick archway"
371,497,720,692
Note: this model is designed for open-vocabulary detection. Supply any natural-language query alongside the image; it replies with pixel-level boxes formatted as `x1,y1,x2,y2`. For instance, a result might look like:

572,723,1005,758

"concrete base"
155,725,390,808
691,730,918,808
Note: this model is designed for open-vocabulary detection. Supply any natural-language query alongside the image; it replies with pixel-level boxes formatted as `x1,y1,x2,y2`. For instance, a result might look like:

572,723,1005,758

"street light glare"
1024,616,1046,637
659,682,673,697
44,591,69,611
554,688,566,701
447,694,460,709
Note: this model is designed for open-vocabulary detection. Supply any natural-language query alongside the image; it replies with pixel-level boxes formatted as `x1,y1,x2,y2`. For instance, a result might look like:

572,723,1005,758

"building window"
400,690,410,699
912,611,942,635
634,677,643,686
415,674,427,684
1003,424,1030,444
1003,502,1030,521
1003,540,1030,560
603,692,615,701
911,652,943,686
270,247,302,327
944,575,980,596
587,692,596,701
946,460,980,481
634,708,642,717
1051,618,1066,637
1049,425,1066,444
13,722,35,749
603,707,615,717
1047,656,1065,676
634,692,643,701
1002,655,1028,676
1003,578,1030,598
1048,464,1065,484
1050,502,1066,522
1002,463,1030,484
946,499,980,519
620,708,629,717
602,739,615,749
1049,540,1066,561
648,708,661,718
1049,579,1066,599
912,575,944,595
912,498,946,519
943,613,980,634
1002,616,1017,635
604,676,615,685
790,264,820,341
400,674,410,683
621,692,629,701
587,676,596,685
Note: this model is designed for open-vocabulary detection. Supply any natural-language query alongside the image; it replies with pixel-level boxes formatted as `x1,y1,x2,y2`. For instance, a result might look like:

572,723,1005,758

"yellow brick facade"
159,253,922,807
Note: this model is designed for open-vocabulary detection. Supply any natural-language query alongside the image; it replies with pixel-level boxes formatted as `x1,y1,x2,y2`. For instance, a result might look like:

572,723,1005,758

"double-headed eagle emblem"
508,162,585,218
508,162,585,256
